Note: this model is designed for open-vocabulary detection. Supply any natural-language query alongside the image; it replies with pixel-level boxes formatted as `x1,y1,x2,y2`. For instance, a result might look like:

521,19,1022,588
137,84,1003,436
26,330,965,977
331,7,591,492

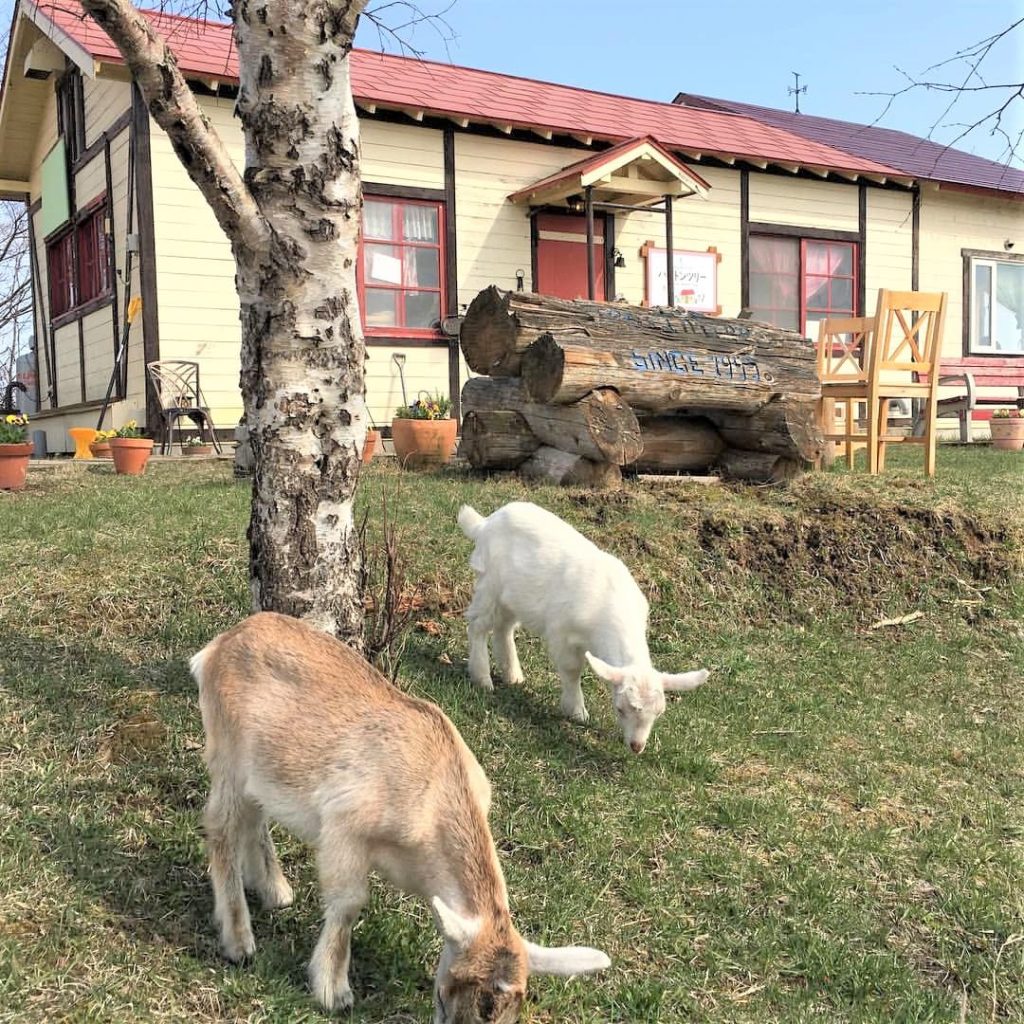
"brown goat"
192,613,610,1021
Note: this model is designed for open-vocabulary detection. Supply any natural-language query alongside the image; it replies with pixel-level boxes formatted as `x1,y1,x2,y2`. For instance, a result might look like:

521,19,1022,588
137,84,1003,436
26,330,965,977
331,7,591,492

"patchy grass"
0,447,1022,1023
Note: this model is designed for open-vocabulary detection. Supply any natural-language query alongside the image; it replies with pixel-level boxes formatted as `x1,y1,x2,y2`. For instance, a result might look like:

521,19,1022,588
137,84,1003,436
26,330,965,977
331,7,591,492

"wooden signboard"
642,241,721,314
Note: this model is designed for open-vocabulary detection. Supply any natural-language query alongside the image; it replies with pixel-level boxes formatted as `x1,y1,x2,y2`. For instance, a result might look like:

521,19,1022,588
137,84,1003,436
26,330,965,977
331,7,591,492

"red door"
535,212,606,300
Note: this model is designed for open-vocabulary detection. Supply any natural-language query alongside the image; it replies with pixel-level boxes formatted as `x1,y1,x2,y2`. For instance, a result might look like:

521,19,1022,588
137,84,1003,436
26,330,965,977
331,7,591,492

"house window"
749,235,857,335
359,197,445,335
45,197,111,319
56,69,85,163
969,256,1024,354
76,205,111,304
48,230,75,318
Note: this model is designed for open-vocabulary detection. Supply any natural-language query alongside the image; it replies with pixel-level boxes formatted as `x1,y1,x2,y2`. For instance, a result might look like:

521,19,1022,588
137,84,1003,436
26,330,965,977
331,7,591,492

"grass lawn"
0,447,1021,1023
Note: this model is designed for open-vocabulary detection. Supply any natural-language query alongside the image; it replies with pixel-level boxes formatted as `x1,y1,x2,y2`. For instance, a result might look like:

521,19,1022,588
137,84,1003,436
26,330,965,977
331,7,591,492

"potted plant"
90,429,117,459
0,412,32,491
362,425,381,464
109,420,155,475
181,435,214,457
990,408,1024,451
391,392,457,468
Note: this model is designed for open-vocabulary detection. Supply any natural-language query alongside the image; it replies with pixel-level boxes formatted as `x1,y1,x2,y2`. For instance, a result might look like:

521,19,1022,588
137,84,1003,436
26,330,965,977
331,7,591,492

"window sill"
365,332,448,347
51,292,115,329
30,397,113,420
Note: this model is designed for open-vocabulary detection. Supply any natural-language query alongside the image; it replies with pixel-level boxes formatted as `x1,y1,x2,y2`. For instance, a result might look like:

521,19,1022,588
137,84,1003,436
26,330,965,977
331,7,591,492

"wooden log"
716,448,805,484
521,389,641,465
631,416,724,472
521,333,818,415
462,289,819,407
462,376,641,465
520,446,622,488
707,398,824,462
459,410,540,469
461,374,530,413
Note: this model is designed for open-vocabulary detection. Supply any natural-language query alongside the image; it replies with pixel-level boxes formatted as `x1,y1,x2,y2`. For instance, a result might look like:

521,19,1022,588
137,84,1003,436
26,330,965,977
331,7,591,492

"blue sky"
355,0,1024,166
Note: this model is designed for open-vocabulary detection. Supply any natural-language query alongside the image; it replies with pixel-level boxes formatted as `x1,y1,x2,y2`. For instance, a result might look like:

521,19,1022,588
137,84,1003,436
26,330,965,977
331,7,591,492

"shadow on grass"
398,638,627,773
0,630,426,1003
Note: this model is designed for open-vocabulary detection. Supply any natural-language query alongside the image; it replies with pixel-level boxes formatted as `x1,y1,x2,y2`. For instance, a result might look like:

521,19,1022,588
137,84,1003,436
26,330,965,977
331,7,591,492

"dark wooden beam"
911,186,921,291
26,204,52,408
665,193,674,307
104,134,121,400
131,83,162,434
72,107,131,173
857,183,867,316
585,185,595,300
363,181,446,201
443,127,461,421
747,221,861,244
740,169,749,311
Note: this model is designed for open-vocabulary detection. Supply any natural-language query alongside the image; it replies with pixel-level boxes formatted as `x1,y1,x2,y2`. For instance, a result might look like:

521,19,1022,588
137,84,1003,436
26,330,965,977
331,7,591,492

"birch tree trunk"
81,0,370,642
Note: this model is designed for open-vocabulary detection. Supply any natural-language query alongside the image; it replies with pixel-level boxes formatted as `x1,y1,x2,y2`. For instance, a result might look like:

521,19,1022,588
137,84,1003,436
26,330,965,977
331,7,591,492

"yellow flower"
5,415,15,424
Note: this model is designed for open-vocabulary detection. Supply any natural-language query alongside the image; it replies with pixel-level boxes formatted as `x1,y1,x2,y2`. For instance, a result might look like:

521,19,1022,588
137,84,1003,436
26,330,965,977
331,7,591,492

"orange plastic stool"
69,427,99,460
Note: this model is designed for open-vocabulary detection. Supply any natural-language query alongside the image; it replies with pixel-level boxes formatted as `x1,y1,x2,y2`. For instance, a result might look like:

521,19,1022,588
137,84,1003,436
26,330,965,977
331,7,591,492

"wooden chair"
867,289,947,476
816,315,875,468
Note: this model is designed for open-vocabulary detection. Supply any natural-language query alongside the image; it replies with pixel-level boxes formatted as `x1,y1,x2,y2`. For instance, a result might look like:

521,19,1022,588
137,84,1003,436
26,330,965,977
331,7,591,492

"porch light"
613,249,626,269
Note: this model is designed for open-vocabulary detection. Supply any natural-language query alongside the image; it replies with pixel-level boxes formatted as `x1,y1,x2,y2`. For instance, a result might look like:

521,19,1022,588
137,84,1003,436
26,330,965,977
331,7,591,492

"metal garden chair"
145,360,223,455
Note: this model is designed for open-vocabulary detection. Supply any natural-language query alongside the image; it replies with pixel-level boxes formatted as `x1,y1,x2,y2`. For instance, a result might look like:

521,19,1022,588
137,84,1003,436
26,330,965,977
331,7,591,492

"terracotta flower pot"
90,441,114,459
990,416,1024,452
390,417,458,468
0,442,33,491
182,444,213,457
110,437,155,475
362,429,381,464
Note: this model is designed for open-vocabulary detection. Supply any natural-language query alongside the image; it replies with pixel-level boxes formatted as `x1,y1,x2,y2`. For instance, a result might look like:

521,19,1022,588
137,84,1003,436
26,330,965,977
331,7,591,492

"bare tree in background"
869,17,1024,166
0,201,32,402
75,0,375,641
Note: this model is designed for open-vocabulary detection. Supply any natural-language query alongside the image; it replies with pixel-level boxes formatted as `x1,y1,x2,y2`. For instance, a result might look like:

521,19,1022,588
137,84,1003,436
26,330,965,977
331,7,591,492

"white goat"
458,502,708,754
191,612,609,1022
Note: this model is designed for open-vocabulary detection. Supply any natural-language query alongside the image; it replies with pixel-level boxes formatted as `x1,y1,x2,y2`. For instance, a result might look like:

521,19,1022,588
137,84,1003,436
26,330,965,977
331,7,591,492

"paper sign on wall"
642,242,721,313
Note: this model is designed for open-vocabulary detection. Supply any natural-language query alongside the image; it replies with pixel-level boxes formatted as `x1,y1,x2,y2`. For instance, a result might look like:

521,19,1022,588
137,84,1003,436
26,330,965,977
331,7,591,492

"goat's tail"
457,504,486,540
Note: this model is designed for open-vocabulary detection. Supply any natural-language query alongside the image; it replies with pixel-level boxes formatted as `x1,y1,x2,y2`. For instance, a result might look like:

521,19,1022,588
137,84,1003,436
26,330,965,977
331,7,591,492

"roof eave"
20,0,96,78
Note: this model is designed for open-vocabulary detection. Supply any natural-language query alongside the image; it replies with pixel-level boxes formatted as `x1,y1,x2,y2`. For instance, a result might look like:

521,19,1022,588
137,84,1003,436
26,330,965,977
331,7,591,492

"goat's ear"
431,896,481,949
525,941,611,977
584,652,624,686
661,668,709,693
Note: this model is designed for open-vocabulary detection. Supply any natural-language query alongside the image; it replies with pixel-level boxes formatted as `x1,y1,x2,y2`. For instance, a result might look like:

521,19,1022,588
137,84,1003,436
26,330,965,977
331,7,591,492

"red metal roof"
675,93,1024,197
36,3,905,178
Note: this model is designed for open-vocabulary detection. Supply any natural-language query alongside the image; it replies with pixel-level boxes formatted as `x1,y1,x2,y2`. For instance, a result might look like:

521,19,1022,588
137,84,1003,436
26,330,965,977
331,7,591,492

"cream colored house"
1,2,1021,454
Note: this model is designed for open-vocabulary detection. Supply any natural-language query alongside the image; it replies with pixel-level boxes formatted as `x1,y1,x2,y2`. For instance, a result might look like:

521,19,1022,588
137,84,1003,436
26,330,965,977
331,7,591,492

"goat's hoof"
504,668,525,685
562,704,590,724
261,878,294,910
221,930,256,963
310,974,354,1012
470,674,495,692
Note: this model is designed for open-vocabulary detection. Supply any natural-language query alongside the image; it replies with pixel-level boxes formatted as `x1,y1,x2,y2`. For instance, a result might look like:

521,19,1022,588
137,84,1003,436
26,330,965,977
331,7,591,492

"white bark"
81,0,370,642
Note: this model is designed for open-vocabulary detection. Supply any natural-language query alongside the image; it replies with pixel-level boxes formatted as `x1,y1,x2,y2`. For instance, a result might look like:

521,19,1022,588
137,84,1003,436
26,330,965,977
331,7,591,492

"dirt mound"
566,484,1019,621
697,502,1011,600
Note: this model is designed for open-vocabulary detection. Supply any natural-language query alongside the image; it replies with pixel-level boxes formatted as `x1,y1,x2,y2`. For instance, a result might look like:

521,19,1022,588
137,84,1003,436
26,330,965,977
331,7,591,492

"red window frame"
45,195,111,321
47,230,75,318
76,205,111,305
801,239,857,331
358,196,446,338
749,234,858,334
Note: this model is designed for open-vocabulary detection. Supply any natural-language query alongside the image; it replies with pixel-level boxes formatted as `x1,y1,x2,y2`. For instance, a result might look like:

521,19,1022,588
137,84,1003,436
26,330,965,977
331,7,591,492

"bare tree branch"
859,17,1024,171
77,0,270,253
363,0,456,61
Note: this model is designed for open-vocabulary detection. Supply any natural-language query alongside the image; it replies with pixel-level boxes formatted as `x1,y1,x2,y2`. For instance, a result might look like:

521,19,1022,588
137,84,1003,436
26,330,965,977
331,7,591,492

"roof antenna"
788,71,807,114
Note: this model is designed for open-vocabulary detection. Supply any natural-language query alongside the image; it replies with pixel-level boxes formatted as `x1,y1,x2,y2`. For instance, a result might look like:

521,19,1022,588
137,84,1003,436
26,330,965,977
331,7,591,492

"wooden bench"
914,356,1024,441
